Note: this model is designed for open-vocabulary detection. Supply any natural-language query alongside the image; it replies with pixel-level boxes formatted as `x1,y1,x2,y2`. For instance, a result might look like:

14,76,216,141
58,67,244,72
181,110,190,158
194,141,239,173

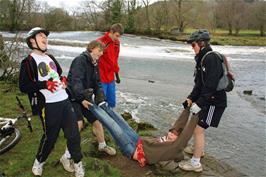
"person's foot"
98,145,116,155
184,145,205,157
60,155,75,172
74,161,85,177
179,159,203,172
32,159,45,176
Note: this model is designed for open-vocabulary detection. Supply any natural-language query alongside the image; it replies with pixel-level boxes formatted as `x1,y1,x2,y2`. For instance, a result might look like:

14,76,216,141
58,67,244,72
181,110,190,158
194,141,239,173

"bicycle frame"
0,96,33,154
0,117,18,126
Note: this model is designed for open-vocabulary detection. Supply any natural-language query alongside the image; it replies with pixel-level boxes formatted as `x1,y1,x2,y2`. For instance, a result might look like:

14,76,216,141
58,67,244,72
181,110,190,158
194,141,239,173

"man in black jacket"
179,29,227,172
19,27,84,177
66,40,116,156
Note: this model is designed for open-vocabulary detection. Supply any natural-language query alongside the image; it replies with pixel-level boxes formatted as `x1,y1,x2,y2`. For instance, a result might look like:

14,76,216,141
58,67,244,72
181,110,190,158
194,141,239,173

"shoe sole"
179,167,203,173
178,163,203,173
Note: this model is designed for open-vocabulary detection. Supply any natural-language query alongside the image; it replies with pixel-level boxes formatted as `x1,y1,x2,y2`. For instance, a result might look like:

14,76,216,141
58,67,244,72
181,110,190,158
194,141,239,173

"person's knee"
93,120,103,129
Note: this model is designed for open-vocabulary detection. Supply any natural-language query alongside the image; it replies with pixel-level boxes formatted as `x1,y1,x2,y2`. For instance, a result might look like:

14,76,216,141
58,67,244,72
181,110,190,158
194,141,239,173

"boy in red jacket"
97,23,124,108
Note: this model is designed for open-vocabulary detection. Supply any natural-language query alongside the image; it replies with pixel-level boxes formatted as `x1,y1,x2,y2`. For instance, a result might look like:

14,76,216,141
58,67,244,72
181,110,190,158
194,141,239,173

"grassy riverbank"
0,81,123,177
0,81,247,177
137,29,266,46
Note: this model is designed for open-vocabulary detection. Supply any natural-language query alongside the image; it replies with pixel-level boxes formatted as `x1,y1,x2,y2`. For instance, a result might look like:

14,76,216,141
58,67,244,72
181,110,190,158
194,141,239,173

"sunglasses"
191,42,196,48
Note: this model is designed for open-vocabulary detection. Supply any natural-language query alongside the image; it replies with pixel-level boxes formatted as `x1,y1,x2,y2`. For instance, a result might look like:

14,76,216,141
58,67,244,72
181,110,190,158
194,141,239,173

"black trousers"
36,99,82,163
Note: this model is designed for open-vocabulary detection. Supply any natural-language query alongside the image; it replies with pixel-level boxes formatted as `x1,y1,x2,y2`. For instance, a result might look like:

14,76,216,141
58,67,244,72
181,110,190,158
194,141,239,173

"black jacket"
188,47,227,108
67,51,103,103
19,54,62,115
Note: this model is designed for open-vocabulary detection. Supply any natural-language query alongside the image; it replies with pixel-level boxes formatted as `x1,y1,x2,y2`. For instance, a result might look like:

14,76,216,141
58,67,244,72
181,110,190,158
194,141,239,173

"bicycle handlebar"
16,96,33,132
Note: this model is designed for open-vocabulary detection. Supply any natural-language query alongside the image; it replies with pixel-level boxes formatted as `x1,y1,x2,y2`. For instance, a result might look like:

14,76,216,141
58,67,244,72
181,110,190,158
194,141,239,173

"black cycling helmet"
187,29,210,43
26,27,49,52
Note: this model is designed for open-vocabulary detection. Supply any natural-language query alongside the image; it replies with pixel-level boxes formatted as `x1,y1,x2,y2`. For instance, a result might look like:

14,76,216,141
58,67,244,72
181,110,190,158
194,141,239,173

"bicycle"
0,96,32,155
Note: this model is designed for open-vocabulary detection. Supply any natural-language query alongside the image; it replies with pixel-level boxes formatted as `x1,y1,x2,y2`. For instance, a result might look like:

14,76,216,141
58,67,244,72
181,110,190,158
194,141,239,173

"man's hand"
82,100,93,109
115,73,121,84
182,99,192,109
46,79,58,93
190,103,201,114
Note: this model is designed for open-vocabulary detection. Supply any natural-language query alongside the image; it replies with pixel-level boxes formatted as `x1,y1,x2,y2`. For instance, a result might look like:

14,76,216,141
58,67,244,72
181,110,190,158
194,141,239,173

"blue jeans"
101,81,116,108
89,103,139,158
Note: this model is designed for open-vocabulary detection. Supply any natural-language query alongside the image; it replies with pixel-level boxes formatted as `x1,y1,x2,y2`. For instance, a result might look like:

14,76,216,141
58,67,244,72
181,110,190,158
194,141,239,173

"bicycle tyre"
0,128,21,155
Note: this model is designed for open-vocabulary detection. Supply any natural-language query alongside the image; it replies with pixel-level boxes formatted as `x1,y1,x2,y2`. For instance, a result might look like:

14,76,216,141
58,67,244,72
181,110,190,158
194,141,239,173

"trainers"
98,145,116,156
32,159,45,176
60,155,75,172
184,145,205,157
179,160,203,172
74,161,85,177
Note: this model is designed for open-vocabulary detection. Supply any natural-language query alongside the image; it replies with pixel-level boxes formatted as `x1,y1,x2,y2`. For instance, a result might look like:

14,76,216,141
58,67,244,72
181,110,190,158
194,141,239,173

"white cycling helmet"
26,27,49,51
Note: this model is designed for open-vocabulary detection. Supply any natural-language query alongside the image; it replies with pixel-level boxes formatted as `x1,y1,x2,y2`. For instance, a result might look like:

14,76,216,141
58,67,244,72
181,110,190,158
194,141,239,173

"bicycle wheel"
0,128,21,155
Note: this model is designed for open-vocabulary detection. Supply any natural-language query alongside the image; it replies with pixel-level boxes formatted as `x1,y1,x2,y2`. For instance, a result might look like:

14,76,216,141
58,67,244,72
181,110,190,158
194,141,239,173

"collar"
195,46,212,66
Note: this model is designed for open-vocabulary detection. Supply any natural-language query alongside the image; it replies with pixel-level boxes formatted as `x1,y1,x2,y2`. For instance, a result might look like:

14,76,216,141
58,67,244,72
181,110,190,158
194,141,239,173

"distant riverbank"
2,29,266,46
134,30,266,46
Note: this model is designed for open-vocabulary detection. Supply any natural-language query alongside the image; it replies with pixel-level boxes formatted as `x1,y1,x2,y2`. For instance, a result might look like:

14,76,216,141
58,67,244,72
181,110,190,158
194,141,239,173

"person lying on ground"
83,90,199,167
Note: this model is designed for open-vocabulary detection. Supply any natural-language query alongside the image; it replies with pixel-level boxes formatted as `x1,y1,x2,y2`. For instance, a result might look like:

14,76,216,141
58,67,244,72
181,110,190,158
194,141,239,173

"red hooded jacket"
97,32,120,83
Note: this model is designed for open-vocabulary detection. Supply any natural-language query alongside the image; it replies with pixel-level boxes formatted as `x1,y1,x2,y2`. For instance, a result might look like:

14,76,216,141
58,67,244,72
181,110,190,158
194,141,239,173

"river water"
2,31,266,177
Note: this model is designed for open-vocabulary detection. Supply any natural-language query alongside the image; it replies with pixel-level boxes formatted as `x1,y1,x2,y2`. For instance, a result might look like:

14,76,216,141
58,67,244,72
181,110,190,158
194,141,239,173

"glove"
190,103,201,114
115,73,121,84
60,76,68,86
46,78,58,93
94,89,106,105
83,88,94,103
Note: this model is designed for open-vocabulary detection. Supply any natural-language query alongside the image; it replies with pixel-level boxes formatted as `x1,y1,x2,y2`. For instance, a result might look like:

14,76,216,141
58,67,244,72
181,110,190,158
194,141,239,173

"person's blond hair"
87,40,104,52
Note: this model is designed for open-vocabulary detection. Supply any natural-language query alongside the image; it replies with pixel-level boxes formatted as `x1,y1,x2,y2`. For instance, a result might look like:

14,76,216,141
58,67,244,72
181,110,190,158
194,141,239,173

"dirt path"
107,153,247,177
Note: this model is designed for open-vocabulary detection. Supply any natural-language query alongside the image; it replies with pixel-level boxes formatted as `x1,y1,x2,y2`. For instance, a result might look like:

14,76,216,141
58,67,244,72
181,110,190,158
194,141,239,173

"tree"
250,0,266,36
142,0,151,33
176,0,185,32
125,0,140,33
216,0,248,35
0,34,24,81
110,0,123,24
81,0,103,30
152,0,169,33
44,8,73,31
9,0,27,31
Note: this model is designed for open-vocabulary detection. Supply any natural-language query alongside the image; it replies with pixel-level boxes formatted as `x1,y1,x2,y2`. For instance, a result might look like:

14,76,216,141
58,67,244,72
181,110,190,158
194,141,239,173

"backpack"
201,51,235,92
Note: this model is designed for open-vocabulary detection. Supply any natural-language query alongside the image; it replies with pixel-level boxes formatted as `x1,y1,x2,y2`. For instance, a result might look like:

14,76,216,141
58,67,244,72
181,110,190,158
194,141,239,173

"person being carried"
19,27,84,177
97,23,124,108
82,90,199,167
66,40,116,156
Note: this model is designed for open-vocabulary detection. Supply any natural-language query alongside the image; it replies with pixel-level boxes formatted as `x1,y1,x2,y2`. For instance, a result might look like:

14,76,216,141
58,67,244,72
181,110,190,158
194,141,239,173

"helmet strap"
32,37,47,53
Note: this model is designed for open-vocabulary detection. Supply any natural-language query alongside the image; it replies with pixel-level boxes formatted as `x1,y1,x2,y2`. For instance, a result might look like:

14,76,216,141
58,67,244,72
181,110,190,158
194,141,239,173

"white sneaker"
32,159,45,176
179,159,203,172
60,155,75,172
74,161,85,177
98,145,116,156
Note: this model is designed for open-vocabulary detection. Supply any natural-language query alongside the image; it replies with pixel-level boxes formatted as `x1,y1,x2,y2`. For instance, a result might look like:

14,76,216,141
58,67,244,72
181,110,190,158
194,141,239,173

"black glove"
182,100,188,109
83,88,94,103
94,88,106,105
115,73,121,84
